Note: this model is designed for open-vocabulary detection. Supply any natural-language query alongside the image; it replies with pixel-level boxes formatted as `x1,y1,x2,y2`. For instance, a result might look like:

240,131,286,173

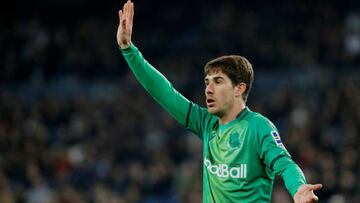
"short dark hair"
204,55,254,102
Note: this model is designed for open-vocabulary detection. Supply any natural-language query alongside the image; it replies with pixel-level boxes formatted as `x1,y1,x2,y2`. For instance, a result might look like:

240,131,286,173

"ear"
234,83,246,98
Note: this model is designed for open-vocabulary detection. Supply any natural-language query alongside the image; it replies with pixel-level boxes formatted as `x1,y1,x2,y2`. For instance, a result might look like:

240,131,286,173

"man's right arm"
117,1,190,125
121,43,191,126
117,0,209,135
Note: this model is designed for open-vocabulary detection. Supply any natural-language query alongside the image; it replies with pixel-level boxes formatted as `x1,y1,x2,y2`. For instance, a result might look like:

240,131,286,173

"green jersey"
121,44,306,203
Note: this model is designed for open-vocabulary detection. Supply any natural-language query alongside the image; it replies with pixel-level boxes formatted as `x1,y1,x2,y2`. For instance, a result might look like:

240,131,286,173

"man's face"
204,70,237,117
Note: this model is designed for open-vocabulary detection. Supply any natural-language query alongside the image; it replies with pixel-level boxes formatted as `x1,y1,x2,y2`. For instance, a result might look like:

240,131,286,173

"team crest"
210,131,216,141
229,132,240,148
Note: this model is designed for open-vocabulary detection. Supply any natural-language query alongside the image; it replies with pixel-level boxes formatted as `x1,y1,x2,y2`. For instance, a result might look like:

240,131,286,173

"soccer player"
116,1,322,202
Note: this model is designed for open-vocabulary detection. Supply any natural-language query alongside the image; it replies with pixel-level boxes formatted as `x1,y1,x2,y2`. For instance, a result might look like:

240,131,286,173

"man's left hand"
294,184,322,203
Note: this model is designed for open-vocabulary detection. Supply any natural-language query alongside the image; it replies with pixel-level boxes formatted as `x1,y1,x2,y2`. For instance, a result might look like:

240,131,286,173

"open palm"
117,0,134,49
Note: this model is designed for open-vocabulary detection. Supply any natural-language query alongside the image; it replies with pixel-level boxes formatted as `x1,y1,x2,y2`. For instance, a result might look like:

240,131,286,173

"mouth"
206,98,215,107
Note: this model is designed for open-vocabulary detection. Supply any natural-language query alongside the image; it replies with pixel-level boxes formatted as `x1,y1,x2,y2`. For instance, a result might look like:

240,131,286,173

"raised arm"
116,1,198,127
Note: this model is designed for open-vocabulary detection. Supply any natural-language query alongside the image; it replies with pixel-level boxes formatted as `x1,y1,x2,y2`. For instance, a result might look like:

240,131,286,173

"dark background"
0,0,359,202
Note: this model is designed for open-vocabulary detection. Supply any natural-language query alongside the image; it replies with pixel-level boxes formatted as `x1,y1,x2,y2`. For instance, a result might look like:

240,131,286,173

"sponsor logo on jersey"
271,131,283,147
204,158,247,179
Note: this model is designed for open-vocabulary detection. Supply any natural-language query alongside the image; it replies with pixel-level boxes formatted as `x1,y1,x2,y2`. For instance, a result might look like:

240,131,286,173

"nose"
205,83,214,95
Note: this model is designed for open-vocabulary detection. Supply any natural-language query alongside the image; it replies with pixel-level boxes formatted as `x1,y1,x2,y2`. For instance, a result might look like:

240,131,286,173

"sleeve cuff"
119,43,136,53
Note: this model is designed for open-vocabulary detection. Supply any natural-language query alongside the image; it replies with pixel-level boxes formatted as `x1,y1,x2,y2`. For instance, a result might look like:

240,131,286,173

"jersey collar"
218,107,250,133
236,106,250,121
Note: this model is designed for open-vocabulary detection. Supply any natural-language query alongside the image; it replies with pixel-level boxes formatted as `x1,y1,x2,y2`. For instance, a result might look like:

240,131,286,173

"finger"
129,2,134,26
127,1,132,21
312,195,319,202
125,0,130,20
119,10,126,29
309,184,323,191
118,10,122,22
122,1,127,16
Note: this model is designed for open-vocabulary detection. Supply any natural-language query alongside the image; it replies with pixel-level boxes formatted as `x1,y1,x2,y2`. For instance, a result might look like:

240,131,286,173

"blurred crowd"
1,0,360,202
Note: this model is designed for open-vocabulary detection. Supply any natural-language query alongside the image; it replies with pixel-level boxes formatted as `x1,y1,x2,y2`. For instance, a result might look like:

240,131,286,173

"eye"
214,79,223,84
204,79,209,86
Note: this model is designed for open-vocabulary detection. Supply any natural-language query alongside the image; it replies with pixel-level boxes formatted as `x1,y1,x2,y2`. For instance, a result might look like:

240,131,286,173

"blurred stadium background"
0,0,359,202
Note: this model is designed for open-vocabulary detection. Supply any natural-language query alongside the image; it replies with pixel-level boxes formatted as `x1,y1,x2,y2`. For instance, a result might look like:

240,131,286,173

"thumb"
118,10,123,23
312,195,319,201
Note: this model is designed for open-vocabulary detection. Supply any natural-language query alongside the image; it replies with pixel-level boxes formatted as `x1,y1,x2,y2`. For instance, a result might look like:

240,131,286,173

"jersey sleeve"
256,117,291,170
121,43,191,126
185,102,213,140
256,117,306,196
272,156,306,197
121,44,213,139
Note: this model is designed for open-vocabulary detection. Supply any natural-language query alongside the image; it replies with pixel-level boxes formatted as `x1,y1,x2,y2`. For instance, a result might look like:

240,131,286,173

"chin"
207,107,220,116
207,107,215,114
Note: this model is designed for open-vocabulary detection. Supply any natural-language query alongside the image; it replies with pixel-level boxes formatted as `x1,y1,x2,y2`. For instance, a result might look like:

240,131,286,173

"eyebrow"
204,76,225,82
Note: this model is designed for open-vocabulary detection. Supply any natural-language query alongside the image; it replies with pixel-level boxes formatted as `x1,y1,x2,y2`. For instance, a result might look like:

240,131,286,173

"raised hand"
294,184,322,203
117,0,134,49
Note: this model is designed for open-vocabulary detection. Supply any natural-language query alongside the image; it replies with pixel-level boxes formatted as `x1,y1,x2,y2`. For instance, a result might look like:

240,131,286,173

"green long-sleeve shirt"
121,43,306,202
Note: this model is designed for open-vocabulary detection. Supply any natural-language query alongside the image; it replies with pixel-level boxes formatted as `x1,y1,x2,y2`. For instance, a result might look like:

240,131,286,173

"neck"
218,103,246,125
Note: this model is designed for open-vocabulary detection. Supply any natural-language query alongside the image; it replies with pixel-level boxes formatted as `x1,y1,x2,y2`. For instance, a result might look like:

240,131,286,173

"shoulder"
246,110,276,129
189,102,214,120
245,110,280,142
246,110,283,148
188,102,218,126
